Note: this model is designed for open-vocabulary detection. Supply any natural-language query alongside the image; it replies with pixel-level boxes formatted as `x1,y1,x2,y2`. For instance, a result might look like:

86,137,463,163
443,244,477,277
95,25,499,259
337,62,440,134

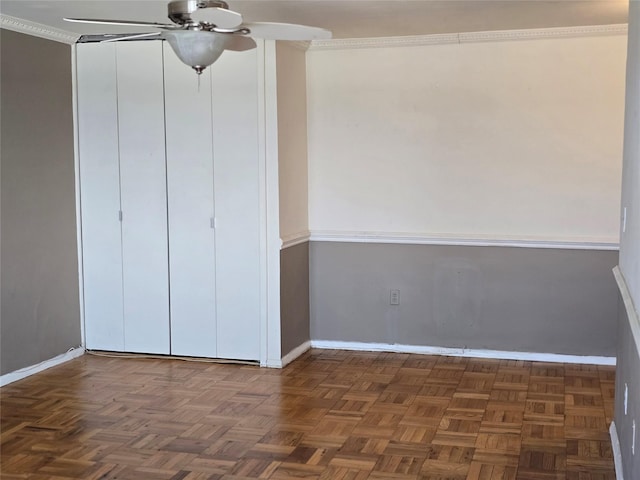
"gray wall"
310,242,618,356
1,30,81,375
280,242,310,356
615,299,640,479
614,2,640,478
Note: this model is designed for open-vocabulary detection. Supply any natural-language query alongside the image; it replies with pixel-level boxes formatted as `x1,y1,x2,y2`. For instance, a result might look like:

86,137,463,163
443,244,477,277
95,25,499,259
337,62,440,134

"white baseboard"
281,341,312,367
0,347,85,387
309,340,616,365
262,341,312,368
262,358,283,368
610,421,625,480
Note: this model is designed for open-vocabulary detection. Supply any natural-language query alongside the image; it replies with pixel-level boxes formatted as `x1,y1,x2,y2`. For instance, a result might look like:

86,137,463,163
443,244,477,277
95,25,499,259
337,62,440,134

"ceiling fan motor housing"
168,0,230,25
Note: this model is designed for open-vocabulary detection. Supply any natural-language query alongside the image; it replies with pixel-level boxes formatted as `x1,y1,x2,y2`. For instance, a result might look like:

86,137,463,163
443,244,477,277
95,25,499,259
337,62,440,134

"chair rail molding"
281,231,311,249
613,266,640,354
309,230,620,251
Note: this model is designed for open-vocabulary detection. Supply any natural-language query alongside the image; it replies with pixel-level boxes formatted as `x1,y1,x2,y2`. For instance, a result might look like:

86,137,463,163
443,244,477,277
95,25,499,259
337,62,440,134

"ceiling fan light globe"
163,31,230,73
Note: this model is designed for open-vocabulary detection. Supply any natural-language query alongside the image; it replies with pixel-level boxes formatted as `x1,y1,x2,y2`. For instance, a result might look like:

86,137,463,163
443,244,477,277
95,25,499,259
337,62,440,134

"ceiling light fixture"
162,30,230,75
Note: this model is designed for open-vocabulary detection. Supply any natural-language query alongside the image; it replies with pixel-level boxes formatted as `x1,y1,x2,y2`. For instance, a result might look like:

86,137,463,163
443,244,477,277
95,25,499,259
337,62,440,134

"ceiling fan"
65,0,332,74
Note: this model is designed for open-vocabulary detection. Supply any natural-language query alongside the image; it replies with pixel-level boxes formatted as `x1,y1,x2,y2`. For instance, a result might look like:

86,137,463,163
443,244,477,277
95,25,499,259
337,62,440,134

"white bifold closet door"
79,41,261,360
163,47,218,357
77,43,124,351
117,42,170,354
77,41,170,354
164,47,261,360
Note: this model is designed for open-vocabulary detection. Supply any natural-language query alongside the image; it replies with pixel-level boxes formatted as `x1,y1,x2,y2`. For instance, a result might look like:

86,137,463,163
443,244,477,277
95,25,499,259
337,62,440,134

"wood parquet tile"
0,350,616,479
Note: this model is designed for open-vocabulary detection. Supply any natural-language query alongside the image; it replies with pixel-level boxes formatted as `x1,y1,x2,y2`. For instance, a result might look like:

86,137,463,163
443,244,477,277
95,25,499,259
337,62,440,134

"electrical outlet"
390,289,400,305
625,383,629,415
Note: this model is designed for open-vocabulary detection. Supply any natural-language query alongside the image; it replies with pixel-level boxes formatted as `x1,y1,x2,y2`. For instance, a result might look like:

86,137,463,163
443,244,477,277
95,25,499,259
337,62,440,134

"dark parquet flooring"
0,349,616,480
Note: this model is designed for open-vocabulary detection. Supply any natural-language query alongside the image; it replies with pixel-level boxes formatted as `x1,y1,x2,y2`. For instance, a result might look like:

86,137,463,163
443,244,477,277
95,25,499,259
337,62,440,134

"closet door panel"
116,42,170,354
164,48,217,357
212,50,261,361
76,43,125,351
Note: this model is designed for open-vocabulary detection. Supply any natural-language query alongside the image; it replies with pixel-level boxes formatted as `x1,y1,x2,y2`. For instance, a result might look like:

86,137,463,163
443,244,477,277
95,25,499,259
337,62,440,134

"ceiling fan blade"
242,22,332,41
101,32,162,43
225,36,257,52
190,8,243,29
64,18,176,29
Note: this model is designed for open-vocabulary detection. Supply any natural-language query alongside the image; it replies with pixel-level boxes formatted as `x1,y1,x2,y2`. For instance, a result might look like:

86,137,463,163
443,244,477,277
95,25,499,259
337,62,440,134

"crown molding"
460,23,628,43
309,23,628,51
286,40,311,51
310,33,459,50
1,14,80,44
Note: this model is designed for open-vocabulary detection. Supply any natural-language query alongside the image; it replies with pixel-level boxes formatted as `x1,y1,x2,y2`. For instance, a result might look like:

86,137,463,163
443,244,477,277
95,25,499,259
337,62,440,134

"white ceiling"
0,0,630,39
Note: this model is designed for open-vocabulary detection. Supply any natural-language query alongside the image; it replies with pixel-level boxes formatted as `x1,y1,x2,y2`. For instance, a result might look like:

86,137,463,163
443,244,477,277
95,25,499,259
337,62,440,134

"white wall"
307,33,627,244
277,42,309,242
